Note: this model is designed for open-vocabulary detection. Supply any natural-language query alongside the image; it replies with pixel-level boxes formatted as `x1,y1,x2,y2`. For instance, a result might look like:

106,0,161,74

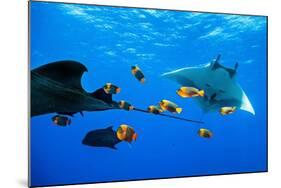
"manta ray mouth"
210,93,217,101
204,93,217,105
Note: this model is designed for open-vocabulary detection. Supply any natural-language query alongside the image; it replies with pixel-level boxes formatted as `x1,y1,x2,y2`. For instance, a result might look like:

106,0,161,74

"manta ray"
31,60,204,124
162,55,255,115
31,60,120,117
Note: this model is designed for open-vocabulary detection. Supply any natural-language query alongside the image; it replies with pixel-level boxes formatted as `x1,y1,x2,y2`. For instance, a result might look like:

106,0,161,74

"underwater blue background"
30,2,267,187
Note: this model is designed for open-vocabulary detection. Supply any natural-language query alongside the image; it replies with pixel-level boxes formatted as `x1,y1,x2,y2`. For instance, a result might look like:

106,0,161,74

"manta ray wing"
31,61,117,117
240,89,255,115
162,64,209,88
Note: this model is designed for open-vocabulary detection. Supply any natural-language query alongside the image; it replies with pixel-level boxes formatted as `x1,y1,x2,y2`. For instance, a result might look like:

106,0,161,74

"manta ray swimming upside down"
162,55,255,115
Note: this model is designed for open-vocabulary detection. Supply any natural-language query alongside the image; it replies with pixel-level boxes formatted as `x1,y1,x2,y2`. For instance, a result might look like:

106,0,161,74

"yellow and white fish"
131,65,145,83
116,124,138,143
220,106,236,115
159,99,182,114
103,83,121,94
177,86,204,98
147,105,163,114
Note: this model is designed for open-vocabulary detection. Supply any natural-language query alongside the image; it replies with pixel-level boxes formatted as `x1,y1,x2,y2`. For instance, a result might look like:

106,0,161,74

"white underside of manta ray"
162,55,255,115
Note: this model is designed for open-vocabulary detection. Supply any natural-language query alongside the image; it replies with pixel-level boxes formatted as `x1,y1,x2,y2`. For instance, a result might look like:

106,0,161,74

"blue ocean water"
30,1,267,187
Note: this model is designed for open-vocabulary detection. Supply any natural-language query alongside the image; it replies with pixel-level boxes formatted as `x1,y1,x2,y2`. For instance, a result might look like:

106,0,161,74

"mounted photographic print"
29,1,268,187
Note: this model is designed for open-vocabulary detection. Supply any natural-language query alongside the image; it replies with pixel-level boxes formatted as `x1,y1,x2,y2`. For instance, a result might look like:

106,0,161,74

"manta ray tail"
133,107,204,124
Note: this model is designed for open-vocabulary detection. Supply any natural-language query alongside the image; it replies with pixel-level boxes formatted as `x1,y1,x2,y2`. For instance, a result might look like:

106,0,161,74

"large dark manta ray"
31,60,119,117
31,60,203,124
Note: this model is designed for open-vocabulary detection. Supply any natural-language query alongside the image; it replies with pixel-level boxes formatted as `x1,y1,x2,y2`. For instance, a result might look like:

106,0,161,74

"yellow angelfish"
119,100,134,111
147,105,163,114
220,106,236,115
177,86,204,98
116,124,138,143
198,128,212,138
103,83,121,94
131,65,145,83
159,99,182,114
